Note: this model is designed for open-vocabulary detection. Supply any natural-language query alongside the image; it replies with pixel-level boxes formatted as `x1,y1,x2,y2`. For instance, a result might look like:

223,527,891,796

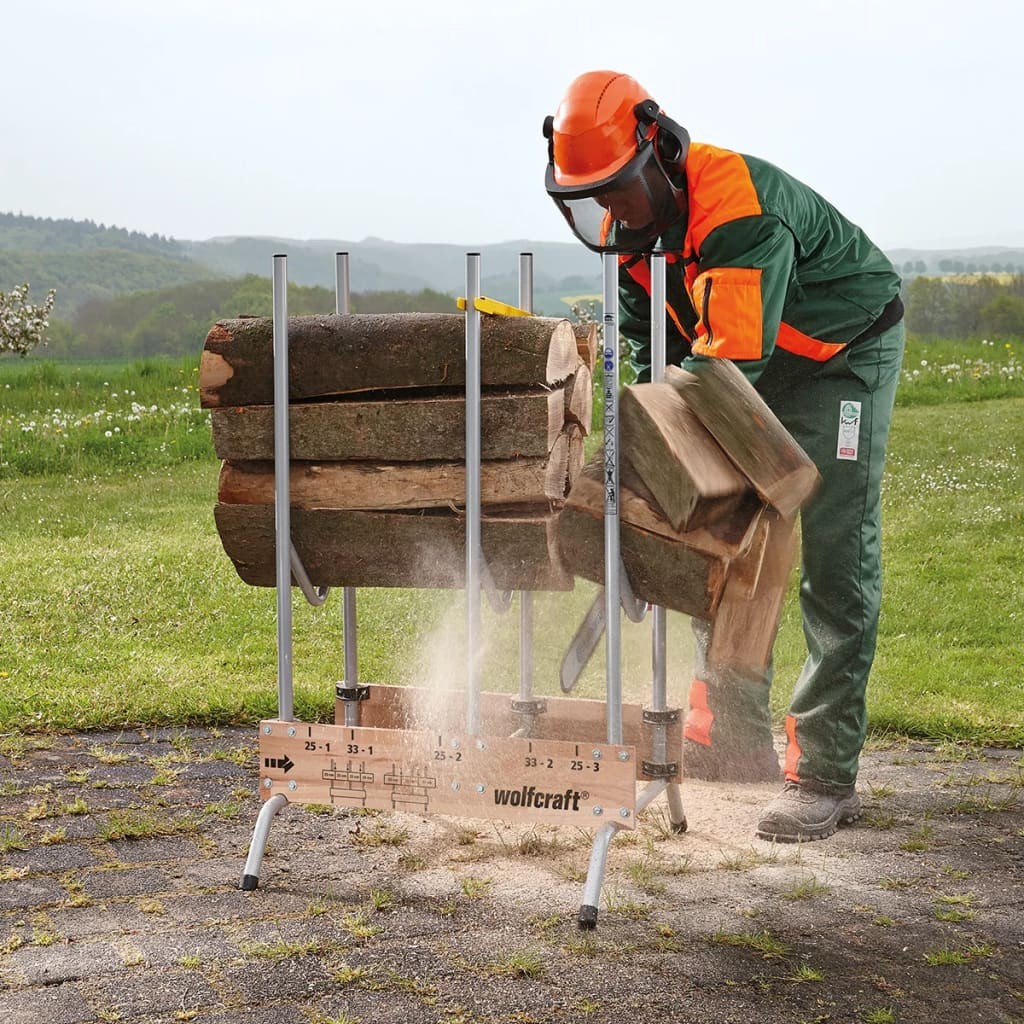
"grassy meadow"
0,339,1021,744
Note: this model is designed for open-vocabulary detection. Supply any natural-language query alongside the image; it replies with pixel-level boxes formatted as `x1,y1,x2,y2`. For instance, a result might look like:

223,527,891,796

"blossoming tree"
0,283,56,356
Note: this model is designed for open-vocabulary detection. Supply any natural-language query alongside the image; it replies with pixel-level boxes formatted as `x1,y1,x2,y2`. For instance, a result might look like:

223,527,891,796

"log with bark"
210,387,568,462
214,503,572,592
216,426,584,511
664,361,820,517
200,313,594,407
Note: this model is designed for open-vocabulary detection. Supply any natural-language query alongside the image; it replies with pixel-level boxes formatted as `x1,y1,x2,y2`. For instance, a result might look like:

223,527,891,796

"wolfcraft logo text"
493,786,585,811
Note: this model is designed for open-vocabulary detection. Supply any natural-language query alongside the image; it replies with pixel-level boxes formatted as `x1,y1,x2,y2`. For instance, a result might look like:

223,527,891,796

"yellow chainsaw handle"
455,295,533,317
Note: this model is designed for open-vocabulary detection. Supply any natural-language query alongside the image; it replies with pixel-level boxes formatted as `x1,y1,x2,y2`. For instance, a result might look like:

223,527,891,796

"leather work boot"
683,738,783,784
756,782,863,842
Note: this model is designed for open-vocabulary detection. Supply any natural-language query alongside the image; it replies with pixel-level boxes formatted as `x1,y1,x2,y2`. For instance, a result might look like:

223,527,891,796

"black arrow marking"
264,755,295,773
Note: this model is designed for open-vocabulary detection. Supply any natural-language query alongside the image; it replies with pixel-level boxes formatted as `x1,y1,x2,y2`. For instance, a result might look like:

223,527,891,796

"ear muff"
657,128,682,164
633,99,690,169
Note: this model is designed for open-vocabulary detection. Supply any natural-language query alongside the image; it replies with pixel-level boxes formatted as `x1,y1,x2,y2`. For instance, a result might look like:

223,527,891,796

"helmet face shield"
545,136,680,254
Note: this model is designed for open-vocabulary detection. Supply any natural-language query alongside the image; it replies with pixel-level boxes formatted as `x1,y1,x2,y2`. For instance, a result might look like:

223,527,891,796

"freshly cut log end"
664,361,820,517
214,504,573,592
620,381,748,531
564,363,594,436
200,312,581,407
544,425,586,502
573,322,598,372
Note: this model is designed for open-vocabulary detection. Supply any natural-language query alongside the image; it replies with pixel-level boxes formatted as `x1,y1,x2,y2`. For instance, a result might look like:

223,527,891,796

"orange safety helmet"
543,71,690,254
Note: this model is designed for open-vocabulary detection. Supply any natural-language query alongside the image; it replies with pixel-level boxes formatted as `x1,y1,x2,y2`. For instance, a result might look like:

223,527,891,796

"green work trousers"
691,322,905,789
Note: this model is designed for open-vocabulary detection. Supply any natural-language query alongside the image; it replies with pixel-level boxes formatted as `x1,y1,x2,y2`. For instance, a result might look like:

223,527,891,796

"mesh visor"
545,143,673,254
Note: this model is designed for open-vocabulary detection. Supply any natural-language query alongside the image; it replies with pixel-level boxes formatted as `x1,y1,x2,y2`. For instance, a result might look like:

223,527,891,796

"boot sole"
755,798,862,843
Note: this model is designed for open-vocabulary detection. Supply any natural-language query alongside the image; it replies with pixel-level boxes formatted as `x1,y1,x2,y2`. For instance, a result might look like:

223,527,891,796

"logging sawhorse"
239,250,687,929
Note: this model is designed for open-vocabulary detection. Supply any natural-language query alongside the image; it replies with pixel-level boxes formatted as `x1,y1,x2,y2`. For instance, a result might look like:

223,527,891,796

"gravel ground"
0,726,1021,1024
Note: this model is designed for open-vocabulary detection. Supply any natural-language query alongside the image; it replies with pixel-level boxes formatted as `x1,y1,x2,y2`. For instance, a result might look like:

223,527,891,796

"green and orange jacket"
619,142,902,384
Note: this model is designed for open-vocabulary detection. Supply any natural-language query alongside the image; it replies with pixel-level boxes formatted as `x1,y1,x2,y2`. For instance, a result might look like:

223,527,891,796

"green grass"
0,342,1022,741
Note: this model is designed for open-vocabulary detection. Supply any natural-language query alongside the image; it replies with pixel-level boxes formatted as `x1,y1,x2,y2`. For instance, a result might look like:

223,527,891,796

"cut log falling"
620,381,749,530
556,460,765,619
664,361,820,517
707,510,797,672
200,313,590,407
214,503,572,592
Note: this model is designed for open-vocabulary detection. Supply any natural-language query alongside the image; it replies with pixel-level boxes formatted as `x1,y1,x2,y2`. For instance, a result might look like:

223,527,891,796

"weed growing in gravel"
341,910,382,941
711,929,789,960
933,893,977,922
487,947,546,979
783,875,830,900
369,887,396,912
397,852,427,871
718,847,774,871
787,964,825,983
923,942,995,966
60,873,91,908
861,1008,898,1024
867,783,896,799
626,857,667,895
88,745,132,765
348,821,410,848
878,875,918,891
99,809,195,841
0,826,29,853
459,876,491,901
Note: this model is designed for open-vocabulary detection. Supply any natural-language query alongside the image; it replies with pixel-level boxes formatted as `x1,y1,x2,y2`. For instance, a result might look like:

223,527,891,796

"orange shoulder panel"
686,143,763,252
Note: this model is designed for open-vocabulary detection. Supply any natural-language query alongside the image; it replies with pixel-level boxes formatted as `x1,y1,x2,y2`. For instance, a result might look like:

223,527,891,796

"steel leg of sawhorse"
577,779,684,929
240,793,288,891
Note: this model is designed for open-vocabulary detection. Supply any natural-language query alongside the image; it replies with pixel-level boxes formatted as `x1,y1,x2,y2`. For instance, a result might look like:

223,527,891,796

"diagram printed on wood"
258,719,638,829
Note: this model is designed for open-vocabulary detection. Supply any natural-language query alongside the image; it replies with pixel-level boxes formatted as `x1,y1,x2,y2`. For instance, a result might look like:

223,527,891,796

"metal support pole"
601,252,623,746
650,254,668,764
465,253,483,736
272,255,294,722
647,253,686,833
516,252,541,720
335,252,361,727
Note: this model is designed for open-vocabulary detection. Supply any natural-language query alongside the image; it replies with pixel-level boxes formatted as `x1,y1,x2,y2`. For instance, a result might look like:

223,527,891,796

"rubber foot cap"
240,874,260,891
577,905,598,930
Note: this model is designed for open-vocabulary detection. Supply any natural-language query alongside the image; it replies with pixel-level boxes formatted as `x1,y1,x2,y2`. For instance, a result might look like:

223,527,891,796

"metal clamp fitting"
334,684,371,702
510,698,547,715
642,708,680,725
641,760,679,779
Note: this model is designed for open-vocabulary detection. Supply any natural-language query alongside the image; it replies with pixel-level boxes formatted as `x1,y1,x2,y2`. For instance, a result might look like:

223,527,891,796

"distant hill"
3,211,1024,325
182,236,603,314
0,213,215,315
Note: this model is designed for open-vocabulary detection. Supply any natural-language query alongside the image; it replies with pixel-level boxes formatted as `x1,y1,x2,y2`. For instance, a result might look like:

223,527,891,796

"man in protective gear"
543,71,905,842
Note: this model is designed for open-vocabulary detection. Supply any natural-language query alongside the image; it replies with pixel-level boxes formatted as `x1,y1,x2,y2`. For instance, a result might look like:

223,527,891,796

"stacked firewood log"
557,358,820,670
200,312,596,592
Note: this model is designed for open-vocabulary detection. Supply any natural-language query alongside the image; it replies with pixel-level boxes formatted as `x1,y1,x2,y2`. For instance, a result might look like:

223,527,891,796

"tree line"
37,275,457,360
904,273,1024,338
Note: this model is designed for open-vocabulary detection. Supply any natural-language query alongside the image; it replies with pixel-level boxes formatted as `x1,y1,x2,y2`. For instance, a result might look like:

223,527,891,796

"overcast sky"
4,0,1022,250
